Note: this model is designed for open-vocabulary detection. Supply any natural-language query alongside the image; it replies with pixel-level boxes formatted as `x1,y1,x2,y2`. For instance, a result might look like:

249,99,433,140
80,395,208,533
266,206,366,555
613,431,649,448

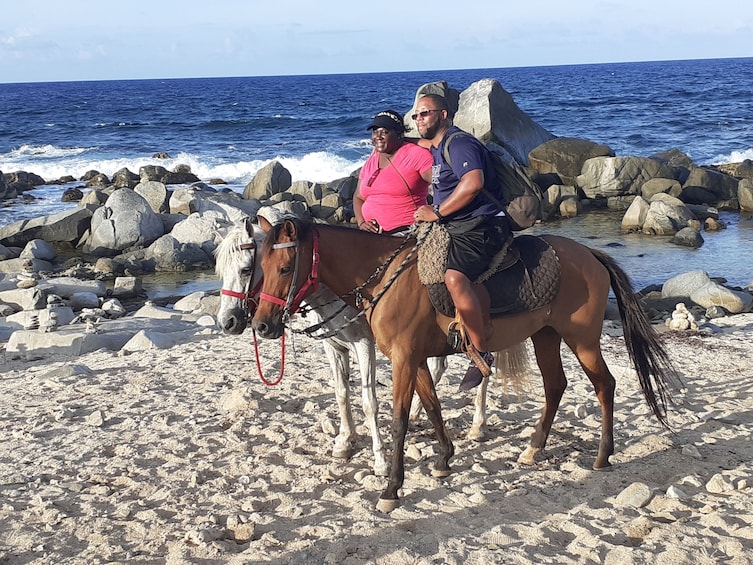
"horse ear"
243,216,255,237
257,215,273,233
282,218,298,239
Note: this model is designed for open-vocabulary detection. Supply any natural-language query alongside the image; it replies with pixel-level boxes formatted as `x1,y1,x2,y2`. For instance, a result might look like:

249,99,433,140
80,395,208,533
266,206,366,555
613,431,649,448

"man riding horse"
412,93,511,390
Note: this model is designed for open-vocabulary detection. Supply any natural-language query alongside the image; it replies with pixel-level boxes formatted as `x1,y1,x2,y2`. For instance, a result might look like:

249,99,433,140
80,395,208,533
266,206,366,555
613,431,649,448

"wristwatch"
432,204,444,222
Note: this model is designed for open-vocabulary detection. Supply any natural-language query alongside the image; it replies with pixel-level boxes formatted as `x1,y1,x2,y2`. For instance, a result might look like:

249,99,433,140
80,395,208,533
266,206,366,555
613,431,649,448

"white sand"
1,315,752,564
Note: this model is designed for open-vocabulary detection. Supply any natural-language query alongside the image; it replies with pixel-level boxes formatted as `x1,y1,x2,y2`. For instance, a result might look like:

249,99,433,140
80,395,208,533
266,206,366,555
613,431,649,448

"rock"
662,270,711,298
243,160,292,200
642,193,697,236
614,482,653,508
0,286,46,310
706,473,735,494
20,239,57,261
620,196,650,232
577,156,675,200
690,283,752,314
111,276,142,298
134,180,169,213
671,226,704,248
82,188,165,256
528,137,614,186
36,277,107,298
738,178,753,212
0,206,94,248
169,214,222,256
406,79,554,167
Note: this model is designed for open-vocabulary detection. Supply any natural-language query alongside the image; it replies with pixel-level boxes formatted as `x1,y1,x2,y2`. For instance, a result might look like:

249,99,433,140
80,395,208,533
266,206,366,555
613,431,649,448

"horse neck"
314,225,410,298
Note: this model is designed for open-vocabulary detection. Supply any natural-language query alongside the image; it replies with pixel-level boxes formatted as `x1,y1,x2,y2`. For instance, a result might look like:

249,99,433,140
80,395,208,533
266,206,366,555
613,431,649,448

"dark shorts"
445,215,511,280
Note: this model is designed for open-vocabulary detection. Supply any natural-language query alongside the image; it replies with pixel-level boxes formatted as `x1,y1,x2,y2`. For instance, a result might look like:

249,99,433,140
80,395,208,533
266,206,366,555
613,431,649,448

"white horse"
215,218,495,476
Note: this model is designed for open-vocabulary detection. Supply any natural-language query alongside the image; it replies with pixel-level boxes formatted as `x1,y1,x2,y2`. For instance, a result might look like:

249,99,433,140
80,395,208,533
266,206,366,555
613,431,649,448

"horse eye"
280,265,293,276
240,267,254,276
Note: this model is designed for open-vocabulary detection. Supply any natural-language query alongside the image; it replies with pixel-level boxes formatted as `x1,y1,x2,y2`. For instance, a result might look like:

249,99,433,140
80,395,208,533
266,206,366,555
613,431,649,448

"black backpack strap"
442,130,506,211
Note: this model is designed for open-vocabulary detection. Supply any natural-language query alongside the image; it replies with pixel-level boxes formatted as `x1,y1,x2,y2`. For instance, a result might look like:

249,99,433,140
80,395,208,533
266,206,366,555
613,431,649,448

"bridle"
219,240,263,320
258,229,320,322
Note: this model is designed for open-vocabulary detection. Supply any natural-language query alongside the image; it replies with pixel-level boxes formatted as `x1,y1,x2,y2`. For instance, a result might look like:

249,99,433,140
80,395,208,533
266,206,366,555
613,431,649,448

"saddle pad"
427,235,561,318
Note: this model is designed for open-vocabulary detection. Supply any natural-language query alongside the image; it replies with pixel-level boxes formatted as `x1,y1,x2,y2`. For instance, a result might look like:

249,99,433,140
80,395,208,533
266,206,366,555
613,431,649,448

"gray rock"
577,156,675,200
621,196,650,232
36,277,107,298
83,188,165,256
662,271,712,297
243,160,291,200
614,482,653,508
20,239,57,261
0,206,94,247
671,227,704,248
690,283,752,314
528,137,614,187
134,180,169,213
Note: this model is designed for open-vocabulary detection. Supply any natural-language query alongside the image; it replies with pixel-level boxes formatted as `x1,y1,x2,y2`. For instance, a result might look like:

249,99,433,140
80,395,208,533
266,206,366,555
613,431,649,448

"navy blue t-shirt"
430,126,504,221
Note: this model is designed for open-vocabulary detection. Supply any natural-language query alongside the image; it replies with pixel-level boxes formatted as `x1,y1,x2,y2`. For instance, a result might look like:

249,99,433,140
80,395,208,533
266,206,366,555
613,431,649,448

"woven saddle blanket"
417,224,561,318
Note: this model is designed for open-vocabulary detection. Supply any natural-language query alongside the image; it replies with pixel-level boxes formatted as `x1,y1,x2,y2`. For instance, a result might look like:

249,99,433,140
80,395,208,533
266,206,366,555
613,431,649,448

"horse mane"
214,223,259,277
260,217,315,257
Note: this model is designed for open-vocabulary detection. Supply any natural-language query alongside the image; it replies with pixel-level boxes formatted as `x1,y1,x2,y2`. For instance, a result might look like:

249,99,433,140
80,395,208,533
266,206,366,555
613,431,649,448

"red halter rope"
218,240,285,386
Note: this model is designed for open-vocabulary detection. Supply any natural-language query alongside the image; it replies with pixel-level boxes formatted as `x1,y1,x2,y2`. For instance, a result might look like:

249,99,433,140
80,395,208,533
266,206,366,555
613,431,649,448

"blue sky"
1,0,750,83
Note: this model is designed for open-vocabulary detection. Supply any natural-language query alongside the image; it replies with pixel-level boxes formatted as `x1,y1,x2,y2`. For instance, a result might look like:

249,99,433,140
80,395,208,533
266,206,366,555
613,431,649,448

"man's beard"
419,121,440,139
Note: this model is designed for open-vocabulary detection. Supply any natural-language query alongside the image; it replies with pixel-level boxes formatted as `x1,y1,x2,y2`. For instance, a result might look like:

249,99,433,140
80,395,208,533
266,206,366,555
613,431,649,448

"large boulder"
82,188,165,256
641,193,697,236
243,160,292,200
146,234,213,272
0,206,95,247
169,185,261,222
0,170,14,201
576,156,676,200
135,180,169,213
169,213,224,256
405,79,554,166
528,137,614,187
681,166,739,208
738,178,753,212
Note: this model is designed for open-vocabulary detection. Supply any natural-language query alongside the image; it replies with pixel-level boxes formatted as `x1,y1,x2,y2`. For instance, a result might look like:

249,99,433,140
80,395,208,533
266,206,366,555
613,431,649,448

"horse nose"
220,313,246,335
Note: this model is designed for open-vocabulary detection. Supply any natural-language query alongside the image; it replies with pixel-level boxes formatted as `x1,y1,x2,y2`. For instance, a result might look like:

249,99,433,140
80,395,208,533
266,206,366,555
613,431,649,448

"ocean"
1,57,752,290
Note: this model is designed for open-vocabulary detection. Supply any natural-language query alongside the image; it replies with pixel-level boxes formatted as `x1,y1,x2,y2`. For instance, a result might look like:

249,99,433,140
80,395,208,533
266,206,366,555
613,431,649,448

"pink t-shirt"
358,142,433,232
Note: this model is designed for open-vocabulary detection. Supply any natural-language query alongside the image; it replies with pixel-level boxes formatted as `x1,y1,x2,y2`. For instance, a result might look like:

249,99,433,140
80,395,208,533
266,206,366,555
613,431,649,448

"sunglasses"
411,109,442,121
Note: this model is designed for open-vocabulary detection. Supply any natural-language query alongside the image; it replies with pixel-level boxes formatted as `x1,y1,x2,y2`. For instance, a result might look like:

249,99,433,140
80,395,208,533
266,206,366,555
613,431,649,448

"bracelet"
358,220,366,228
432,204,445,221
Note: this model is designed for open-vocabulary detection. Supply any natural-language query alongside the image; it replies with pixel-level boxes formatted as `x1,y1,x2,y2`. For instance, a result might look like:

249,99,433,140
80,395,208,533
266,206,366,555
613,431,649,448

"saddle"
417,224,561,319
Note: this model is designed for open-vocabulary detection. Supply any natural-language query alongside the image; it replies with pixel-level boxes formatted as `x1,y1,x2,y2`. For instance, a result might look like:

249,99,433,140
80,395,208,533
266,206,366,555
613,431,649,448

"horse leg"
376,355,415,513
409,356,446,422
321,340,356,461
468,375,488,441
352,337,389,477
414,360,454,477
567,337,616,469
519,328,567,466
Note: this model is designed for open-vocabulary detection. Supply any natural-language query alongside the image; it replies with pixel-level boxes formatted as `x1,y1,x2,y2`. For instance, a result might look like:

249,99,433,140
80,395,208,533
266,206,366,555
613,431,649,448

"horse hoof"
593,461,613,471
332,446,354,460
376,498,399,513
431,468,452,478
468,427,486,442
517,446,540,466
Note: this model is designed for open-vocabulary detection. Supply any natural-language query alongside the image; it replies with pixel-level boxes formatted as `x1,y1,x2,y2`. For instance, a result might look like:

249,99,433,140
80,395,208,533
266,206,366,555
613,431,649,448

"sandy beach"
1,313,752,564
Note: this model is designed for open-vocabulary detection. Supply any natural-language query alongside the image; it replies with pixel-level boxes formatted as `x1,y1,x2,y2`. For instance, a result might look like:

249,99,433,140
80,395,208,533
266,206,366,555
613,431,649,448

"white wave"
1,147,367,186
709,147,753,165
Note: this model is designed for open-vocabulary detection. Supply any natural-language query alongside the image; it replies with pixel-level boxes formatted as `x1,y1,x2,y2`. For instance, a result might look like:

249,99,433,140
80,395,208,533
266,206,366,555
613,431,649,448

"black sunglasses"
411,109,442,121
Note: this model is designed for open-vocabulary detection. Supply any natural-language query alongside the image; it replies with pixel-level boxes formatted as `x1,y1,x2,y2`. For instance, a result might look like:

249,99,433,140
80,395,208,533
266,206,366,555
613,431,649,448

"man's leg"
445,269,487,352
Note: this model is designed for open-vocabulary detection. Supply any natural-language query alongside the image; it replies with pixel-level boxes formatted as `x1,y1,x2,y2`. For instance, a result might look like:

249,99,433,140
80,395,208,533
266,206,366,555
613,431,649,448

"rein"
282,225,429,340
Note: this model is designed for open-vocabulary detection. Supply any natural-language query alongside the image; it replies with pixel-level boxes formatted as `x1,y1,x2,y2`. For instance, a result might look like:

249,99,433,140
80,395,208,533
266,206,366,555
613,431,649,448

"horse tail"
591,249,679,428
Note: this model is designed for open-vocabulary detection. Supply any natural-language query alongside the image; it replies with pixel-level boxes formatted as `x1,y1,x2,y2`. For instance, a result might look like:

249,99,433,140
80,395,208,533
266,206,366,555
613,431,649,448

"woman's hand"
359,218,381,233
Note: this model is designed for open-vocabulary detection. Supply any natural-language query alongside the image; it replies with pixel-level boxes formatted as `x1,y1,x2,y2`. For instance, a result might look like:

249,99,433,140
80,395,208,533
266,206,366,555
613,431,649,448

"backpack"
442,131,543,230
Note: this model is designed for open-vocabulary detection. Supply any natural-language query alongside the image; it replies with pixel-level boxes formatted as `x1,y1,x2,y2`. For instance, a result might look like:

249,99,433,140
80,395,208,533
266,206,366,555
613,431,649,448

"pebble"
706,473,735,494
665,485,688,499
681,444,702,459
614,482,653,508
85,410,105,427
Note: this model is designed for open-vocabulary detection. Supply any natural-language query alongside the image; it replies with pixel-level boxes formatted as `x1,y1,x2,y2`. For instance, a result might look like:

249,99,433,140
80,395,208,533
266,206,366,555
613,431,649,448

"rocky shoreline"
2,77,753,361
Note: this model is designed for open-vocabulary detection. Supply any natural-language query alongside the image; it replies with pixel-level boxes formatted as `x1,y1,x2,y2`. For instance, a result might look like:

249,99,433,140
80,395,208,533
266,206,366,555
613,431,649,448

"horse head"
252,217,317,339
214,216,263,334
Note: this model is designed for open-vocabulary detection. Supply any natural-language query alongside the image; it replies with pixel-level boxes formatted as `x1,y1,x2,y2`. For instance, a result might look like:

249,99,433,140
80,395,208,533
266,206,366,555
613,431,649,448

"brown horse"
252,218,678,512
